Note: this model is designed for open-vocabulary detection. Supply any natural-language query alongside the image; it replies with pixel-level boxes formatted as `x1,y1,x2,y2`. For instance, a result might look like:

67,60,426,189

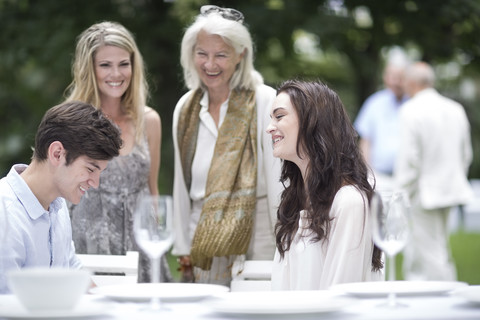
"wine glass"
133,195,174,311
370,190,410,308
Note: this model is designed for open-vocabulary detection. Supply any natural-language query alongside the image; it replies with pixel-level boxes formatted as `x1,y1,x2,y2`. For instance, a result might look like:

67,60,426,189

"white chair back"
230,260,272,292
76,251,139,286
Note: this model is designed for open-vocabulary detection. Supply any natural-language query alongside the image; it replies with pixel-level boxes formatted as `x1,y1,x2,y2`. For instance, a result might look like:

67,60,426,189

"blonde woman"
64,21,169,282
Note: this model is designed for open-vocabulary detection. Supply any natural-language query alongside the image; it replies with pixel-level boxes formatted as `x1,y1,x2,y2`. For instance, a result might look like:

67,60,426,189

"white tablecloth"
1,291,479,319
111,296,479,320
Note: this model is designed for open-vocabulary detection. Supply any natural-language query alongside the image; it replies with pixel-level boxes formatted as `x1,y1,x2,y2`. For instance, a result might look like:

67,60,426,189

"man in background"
354,63,408,191
394,61,473,280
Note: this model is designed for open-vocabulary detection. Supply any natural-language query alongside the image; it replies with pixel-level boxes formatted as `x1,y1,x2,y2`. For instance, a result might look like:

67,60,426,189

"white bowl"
7,268,91,311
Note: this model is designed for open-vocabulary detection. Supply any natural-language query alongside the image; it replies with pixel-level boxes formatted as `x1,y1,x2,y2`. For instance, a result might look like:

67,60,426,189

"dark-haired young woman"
267,80,383,290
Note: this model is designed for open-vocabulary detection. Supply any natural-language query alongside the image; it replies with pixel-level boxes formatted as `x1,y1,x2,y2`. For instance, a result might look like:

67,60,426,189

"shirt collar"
6,164,52,219
200,91,209,111
199,91,230,130
199,91,230,112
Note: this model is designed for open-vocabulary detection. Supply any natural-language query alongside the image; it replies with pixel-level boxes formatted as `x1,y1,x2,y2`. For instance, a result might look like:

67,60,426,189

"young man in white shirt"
0,101,122,293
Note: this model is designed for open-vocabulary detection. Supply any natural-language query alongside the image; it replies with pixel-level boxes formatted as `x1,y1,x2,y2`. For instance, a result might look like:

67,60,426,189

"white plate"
0,295,108,319
454,285,480,305
90,282,229,302
330,281,468,297
206,291,352,315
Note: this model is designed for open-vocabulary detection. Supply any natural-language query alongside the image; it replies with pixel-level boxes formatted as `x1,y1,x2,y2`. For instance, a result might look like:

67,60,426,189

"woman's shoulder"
142,106,161,141
328,186,368,222
143,106,161,126
254,84,276,117
255,83,276,97
144,106,160,119
173,90,196,113
333,185,367,208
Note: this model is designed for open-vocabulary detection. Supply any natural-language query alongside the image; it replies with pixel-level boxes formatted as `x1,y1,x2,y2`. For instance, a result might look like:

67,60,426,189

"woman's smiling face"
266,92,301,163
94,45,132,101
193,30,242,94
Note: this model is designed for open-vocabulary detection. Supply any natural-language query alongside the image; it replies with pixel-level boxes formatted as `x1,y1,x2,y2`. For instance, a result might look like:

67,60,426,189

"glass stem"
150,256,161,310
387,254,397,307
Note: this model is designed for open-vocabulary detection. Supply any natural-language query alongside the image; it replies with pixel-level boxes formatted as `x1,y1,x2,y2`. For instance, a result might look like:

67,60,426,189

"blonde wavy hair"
64,21,148,142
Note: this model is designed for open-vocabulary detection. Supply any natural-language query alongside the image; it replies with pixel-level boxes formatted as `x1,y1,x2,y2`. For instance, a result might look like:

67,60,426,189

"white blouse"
271,185,383,290
189,93,228,201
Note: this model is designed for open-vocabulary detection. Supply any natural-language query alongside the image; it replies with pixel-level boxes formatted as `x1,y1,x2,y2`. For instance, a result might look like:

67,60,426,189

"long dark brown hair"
274,79,383,271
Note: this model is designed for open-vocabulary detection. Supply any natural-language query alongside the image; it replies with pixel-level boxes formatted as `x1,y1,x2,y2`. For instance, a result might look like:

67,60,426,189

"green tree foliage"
1,0,480,191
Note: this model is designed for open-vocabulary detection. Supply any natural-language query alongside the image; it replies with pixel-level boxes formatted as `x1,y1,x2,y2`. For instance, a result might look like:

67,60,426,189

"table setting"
1,194,479,319
1,279,479,320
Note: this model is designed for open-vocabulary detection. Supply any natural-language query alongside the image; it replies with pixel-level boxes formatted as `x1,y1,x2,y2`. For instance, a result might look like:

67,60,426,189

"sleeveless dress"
69,136,171,282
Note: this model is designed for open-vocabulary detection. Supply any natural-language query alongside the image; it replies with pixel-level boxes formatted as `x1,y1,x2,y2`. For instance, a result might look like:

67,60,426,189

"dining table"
0,281,479,319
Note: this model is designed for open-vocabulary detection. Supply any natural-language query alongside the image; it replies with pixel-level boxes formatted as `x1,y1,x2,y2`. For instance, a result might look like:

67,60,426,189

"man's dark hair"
33,101,122,164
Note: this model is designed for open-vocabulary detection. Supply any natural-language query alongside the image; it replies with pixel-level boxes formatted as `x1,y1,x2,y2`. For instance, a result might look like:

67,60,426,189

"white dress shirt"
0,165,81,294
189,93,228,201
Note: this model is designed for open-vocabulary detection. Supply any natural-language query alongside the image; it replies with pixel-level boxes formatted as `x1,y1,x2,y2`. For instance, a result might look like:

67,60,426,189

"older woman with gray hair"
172,5,282,285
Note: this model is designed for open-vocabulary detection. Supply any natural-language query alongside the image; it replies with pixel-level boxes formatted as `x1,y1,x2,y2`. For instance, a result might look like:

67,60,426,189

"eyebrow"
88,161,101,171
97,59,129,63
270,107,285,118
272,107,286,113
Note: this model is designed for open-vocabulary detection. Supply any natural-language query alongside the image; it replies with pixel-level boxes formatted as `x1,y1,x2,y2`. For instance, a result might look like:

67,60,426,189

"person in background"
394,61,474,281
354,63,408,191
267,80,383,290
0,101,122,293
172,5,283,285
64,21,169,282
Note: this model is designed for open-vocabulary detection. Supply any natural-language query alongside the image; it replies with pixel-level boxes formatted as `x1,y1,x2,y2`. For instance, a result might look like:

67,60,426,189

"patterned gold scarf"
177,88,257,270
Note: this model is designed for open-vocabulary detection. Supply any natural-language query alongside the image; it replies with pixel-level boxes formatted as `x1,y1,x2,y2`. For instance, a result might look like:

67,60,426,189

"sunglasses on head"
200,5,244,23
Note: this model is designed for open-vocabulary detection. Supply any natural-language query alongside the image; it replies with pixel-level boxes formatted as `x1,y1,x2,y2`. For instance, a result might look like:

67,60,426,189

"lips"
272,136,283,147
205,70,221,76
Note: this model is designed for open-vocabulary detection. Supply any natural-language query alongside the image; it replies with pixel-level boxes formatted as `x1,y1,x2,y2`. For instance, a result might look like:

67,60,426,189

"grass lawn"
450,231,480,284
167,253,181,281
393,231,480,284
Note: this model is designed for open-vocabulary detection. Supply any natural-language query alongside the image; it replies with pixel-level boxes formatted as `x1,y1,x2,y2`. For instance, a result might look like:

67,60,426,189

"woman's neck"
100,98,125,122
207,87,230,128
207,86,230,106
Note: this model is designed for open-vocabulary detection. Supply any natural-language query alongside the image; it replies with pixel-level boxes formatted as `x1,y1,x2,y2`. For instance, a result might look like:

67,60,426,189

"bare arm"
144,106,162,195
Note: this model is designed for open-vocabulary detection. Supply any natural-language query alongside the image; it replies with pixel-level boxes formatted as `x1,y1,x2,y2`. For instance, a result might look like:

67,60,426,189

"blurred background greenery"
1,0,479,283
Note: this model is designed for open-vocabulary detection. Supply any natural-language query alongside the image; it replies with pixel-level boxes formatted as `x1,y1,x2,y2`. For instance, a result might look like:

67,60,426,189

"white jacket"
394,88,474,209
